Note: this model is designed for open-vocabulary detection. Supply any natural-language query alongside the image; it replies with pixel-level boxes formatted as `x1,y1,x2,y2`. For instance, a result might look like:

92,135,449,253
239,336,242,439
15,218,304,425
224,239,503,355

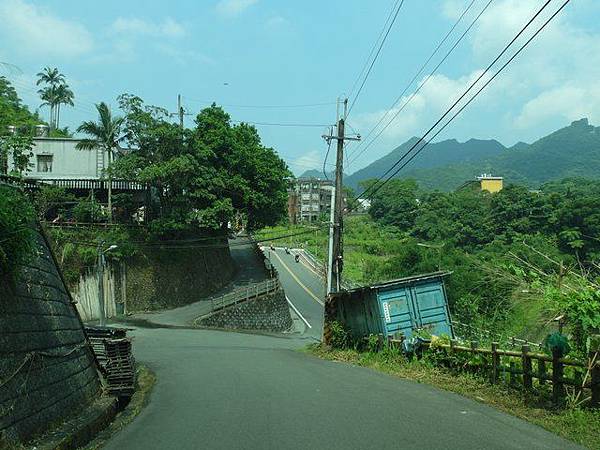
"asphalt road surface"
104,246,581,450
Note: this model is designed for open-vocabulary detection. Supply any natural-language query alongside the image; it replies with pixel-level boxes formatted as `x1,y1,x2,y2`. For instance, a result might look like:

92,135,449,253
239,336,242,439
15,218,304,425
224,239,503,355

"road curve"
103,244,582,450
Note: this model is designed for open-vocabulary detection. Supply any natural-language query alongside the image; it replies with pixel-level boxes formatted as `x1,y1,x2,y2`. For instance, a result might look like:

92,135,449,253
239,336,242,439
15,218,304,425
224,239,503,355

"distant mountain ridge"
337,118,600,191
344,137,506,191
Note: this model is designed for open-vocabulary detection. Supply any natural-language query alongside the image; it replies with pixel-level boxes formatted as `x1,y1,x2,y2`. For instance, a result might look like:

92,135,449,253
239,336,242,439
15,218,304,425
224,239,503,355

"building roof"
338,271,452,295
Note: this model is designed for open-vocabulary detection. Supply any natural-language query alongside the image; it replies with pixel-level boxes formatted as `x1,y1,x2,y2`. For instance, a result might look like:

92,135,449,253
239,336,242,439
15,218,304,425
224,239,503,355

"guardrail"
387,336,600,408
210,278,280,312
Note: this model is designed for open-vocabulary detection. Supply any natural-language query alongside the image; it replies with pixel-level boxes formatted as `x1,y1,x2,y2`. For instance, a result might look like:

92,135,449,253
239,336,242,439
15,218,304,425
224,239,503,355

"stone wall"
0,227,100,445
197,289,292,332
124,238,236,312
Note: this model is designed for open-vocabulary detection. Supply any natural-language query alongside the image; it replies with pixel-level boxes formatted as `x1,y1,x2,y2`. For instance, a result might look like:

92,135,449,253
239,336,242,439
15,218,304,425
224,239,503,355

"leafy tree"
0,134,34,176
365,178,420,230
113,95,290,235
0,76,43,135
76,102,125,223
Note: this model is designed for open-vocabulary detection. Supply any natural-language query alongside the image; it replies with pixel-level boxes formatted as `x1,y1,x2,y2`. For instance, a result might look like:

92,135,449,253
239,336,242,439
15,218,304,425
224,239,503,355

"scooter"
294,254,300,263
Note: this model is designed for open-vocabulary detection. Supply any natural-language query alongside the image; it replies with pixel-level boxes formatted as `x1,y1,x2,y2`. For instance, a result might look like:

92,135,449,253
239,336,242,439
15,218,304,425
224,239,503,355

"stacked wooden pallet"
85,327,135,397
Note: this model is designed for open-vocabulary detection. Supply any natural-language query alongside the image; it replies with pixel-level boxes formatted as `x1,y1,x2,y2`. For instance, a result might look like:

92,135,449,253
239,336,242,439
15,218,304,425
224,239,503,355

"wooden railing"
395,337,600,408
210,278,280,312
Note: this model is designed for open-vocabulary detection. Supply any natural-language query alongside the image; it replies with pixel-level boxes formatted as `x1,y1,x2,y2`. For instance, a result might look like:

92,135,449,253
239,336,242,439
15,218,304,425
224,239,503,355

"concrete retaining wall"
197,289,292,332
0,227,100,445
125,238,236,312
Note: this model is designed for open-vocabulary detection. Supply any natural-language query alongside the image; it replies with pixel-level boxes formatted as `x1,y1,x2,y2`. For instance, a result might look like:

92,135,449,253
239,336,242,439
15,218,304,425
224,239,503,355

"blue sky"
1,0,599,176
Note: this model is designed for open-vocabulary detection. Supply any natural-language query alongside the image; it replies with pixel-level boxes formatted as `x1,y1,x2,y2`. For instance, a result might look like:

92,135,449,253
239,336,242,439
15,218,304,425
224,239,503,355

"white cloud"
351,0,600,169
215,0,258,17
111,17,186,38
288,149,331,176
0,0,93,58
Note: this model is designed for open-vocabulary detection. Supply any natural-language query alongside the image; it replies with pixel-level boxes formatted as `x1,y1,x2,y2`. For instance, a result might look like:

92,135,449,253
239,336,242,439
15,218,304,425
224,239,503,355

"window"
37,155,53,173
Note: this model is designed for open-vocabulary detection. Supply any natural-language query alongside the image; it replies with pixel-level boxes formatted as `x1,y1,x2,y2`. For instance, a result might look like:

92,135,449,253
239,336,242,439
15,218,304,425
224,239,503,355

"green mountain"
345,137,506,191
347,118,600,192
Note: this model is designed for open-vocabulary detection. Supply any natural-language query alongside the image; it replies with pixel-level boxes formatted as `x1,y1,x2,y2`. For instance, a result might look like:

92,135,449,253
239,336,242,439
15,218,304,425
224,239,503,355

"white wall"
8,138,103,180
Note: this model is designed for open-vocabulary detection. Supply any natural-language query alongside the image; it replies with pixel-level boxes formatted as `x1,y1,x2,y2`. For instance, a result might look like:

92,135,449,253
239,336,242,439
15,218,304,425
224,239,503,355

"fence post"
491,342,499,385
590,346,600,408
509,361,517,387
522,345,532,391
538,359,547,386
552,347,565,407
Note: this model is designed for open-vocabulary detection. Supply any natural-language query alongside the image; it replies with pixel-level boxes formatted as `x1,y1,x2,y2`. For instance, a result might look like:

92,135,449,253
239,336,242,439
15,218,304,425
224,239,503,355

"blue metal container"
331,271,454,346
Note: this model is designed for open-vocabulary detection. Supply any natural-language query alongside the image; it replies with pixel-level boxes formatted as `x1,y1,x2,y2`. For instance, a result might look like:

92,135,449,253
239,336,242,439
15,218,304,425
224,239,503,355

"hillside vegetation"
263,177,600,354
344,118,600,192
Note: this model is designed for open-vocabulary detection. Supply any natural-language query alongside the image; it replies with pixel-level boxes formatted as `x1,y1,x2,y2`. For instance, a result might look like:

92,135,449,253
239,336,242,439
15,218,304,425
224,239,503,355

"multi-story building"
288,177,334,223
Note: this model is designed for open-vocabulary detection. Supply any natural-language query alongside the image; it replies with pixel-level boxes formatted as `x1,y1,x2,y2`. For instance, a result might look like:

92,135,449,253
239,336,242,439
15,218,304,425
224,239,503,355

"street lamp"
416,242,445,271
97,242,118,326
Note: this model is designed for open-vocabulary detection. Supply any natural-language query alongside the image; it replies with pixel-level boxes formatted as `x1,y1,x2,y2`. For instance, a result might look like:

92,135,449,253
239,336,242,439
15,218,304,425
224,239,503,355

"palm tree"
76,102,125,223
36,67,74,130
55,84,74,130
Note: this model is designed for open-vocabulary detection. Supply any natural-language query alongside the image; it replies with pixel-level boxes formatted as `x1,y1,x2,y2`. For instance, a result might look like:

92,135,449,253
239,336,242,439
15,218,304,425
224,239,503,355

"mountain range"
300,118,600,192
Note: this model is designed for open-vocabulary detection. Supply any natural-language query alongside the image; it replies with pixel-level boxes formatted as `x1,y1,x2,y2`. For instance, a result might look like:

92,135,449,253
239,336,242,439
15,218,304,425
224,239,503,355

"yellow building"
477,174,503,193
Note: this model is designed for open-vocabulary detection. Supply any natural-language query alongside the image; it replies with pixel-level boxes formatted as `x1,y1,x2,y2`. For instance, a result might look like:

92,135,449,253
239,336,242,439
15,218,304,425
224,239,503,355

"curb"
34,396,118,450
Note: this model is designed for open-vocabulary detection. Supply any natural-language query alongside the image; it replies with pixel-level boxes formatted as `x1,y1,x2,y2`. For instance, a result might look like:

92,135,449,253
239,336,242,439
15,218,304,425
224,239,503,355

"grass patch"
82,364,156,450
306,344,600,450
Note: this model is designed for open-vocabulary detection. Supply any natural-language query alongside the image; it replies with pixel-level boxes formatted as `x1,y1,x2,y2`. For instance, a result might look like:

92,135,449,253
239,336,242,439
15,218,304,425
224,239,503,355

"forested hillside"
346,118,600,192
345,137,505,191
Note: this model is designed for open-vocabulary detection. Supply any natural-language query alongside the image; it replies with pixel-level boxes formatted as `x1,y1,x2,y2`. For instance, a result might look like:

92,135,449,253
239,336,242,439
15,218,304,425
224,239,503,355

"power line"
345,0,478,165
346,0,491,168
357,0,568,206
230,120,332,128
184,98,336,109
356,0,554,204
347,0,402,99
346,0,406,117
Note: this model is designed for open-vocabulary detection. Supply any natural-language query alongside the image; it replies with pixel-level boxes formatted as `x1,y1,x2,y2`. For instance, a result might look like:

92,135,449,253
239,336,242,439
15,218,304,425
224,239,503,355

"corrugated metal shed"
329,271,454,344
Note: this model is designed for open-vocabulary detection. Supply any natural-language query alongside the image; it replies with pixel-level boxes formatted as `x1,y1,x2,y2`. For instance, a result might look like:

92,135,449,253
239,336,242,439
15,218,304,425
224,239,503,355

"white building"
7,137,105,180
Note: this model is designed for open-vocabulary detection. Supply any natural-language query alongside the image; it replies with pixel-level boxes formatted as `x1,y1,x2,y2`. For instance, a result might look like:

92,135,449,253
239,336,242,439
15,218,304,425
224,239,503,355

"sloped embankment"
0,227,101,445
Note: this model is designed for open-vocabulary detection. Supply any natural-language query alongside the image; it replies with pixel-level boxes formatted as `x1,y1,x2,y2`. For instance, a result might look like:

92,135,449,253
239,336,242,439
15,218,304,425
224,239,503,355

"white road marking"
271,251,325,306
285,295,312,329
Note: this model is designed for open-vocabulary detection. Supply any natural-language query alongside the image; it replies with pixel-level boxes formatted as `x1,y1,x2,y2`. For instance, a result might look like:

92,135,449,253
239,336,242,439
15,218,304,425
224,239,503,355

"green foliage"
34,186,75,219
113,95,291,235
1,134,34,176
0,186,35,277
328,320,351,349
0,76,44,134
72,198,103,223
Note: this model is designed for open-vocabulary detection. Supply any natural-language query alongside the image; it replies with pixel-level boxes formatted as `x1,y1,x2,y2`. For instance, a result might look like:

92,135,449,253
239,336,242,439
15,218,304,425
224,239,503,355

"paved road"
105,327,580,450
264,247,325,341
104,244,581,450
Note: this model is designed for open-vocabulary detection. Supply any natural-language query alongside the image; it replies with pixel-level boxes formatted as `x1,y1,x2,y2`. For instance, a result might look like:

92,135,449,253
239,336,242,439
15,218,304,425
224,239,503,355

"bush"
328,320,351,349
72,198,103,223
0,186,35,277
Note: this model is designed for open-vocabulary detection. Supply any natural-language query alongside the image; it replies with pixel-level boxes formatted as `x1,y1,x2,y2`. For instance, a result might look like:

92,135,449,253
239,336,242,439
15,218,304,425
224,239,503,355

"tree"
36,67,74,130
0,135,33,176
76,102,125,223
112,95,290,235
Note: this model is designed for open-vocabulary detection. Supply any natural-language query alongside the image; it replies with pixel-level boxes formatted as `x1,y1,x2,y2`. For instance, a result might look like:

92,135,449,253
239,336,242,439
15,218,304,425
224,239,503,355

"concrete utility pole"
323,98,360,294
177,94,184,129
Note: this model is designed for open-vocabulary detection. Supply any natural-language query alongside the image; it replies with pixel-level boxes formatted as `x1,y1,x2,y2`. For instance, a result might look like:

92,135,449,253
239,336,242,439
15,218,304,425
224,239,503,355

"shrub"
0,186,35,277
328,320,351,349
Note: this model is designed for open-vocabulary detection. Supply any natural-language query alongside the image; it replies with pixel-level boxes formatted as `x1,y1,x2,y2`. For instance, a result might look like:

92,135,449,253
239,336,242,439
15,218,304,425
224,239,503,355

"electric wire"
356,0,556,205
347,0,402,100
346,0,406,117
230,120,332,128
345,0,478,164
184,99,336,109
347,0,492,167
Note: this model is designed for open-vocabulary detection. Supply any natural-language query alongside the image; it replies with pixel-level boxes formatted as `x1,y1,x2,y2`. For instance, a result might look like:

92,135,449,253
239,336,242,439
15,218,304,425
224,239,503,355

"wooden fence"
395,337,600,408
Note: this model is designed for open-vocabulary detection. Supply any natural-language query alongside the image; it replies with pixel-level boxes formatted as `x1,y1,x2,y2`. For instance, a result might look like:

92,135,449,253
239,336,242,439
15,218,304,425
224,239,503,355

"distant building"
4,136,144,192
288,177,334,223
477,174,503,193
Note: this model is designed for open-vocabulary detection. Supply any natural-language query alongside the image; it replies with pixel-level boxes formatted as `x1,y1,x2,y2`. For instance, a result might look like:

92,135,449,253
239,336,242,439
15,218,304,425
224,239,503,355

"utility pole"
177,94,184,129
323,98,360,294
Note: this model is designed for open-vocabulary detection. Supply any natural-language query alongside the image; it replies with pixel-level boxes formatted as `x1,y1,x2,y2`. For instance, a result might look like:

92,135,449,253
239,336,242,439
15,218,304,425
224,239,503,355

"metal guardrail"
210,278,280,312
